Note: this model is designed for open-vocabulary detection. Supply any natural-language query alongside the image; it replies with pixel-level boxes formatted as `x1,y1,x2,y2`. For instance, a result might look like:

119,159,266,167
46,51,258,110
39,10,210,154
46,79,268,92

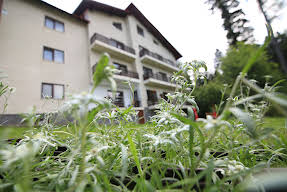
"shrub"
193,81,225,117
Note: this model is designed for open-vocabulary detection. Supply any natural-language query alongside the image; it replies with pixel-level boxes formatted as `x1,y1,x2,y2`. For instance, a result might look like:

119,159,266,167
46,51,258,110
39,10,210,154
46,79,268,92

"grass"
263,117,286,129
0,117,285,140
0,126,30,140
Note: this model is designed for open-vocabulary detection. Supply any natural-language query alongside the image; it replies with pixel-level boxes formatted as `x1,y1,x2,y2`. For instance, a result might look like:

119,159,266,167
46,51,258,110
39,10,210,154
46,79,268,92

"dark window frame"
147,90,158,102
43,46,65,64
158,72,168,81
41,83,65,100
143,67,153,77
44,16,65,32
107,90,124,107
113,62,128,73
112,22,122,31
137,25,144,37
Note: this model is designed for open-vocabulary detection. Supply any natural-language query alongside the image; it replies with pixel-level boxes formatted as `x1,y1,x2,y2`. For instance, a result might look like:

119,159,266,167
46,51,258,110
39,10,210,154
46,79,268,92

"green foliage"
0,71,15,114
193,81,224,116
92,53,117,93
219,43,283,88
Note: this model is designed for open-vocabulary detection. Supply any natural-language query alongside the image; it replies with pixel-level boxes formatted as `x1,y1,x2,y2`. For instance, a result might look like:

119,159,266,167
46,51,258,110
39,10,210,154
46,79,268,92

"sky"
43,0,287,73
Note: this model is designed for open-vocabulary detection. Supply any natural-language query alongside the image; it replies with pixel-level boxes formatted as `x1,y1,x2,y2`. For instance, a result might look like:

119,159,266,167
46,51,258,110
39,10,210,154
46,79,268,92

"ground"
0,117,285,140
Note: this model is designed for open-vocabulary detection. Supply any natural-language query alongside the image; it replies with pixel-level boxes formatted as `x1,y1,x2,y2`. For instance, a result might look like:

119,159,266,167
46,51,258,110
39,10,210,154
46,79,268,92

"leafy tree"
218,42,284,88
206,0,254,46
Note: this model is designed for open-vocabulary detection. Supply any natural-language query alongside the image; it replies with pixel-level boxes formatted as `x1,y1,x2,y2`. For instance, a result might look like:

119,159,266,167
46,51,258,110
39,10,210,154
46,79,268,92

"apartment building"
0,0,182,123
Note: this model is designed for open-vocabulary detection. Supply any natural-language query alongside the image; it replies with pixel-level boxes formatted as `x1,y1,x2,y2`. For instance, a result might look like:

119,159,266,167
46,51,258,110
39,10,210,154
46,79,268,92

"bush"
193,81,225,117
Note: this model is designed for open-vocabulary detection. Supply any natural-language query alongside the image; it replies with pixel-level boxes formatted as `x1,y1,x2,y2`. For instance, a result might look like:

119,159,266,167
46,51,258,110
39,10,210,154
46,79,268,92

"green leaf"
267,93,287,107
127,133,142,176
122,105,133,116
92,54,110,91
241,36,270,76
271,79,286,90
171,112,197,127
187,107,195,121
229,107,257,139
107,76,117,95
187,98,199,112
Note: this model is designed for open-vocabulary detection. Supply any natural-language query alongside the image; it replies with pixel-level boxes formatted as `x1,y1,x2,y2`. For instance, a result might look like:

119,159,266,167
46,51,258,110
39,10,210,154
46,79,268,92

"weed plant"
0,40,287,191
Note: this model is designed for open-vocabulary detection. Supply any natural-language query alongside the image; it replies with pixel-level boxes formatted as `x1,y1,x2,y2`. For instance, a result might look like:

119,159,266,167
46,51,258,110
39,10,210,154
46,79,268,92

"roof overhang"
39,0,89,23
74,0,182,60
74,0,127,17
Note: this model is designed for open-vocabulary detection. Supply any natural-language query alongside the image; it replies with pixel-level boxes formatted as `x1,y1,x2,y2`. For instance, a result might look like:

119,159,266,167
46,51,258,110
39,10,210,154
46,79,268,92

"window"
137,25,144,37
158,72,168,81
43,47,64,63
143,67,153,79
139,45,149,57
110,39,124,50
113,22,122,31
107,90,124,107
147,90,158,106
113,63,127,74
45,16,64,32
41,83,64,99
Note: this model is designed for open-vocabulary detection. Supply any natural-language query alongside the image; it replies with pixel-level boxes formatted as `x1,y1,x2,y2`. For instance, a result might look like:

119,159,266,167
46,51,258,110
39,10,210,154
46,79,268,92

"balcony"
140,49,179,72
113,101,124,107
92,64,140,83
90,33,136,62
143,72,177,89
112,101,142,110
117,70,139,79
147,100,158,106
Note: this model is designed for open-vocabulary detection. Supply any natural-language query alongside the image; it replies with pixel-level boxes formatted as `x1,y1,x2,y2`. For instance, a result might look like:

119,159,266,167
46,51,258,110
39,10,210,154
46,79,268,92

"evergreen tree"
206,0,254,46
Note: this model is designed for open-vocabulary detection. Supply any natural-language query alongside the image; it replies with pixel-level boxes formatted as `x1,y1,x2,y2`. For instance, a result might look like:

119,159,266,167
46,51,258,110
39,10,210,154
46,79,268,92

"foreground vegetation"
1,36,287,191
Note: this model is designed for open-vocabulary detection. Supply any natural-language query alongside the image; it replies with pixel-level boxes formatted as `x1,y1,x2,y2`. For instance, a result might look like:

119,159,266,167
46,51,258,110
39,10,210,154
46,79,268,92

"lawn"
0,117,285,140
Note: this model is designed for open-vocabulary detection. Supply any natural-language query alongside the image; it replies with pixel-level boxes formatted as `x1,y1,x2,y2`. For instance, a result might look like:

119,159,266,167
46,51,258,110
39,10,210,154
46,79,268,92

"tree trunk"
256,0,287,74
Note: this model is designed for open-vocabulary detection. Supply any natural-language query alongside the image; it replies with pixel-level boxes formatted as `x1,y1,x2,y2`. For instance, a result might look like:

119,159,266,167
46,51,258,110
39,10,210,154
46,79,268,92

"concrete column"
126,16,148,108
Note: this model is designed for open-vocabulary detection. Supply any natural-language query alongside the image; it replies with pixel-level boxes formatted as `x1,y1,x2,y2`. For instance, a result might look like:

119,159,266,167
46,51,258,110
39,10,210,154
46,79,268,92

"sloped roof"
38,0,88,23
74,0,182,59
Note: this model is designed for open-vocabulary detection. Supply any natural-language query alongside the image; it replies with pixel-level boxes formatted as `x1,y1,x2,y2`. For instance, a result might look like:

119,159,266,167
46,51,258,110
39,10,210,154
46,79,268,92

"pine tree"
206,0,254,46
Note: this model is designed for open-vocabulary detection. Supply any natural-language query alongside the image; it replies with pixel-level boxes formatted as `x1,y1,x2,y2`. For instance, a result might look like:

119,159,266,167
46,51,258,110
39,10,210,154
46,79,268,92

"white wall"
0,0,90,113
86,10,132,47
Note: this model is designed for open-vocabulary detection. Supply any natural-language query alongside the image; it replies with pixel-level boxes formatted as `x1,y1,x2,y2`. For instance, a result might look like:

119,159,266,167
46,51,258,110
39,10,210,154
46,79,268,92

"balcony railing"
92,64,138,79
143,72,174,83
139,49,178,68
113,101,141,108
117,70,139,79
147,100,158,106
90,33,136,55
113,101,124,107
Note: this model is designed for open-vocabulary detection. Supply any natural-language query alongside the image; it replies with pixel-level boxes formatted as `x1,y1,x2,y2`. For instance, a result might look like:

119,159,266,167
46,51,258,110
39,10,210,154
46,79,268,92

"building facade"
0,0,182,123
